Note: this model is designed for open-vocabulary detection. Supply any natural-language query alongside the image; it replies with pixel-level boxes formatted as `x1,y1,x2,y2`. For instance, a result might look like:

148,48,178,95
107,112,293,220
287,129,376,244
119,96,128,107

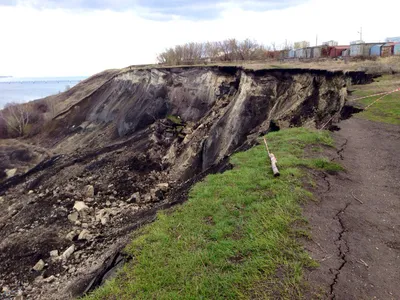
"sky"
0,0,399,77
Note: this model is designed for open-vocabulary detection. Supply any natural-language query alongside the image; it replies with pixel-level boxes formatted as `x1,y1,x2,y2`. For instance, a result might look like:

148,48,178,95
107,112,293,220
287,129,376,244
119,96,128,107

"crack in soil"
336,138,348,161
329,202,351,298
322,173,331,192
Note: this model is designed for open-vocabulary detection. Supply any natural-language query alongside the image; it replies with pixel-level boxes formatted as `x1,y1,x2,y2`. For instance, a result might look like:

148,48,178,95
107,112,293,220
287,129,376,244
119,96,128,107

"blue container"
394,44,400,55
370,44,383,56
288,50,295,58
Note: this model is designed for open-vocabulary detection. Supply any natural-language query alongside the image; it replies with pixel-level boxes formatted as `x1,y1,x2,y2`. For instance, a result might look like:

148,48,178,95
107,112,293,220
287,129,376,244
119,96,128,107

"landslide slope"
0,66,356,299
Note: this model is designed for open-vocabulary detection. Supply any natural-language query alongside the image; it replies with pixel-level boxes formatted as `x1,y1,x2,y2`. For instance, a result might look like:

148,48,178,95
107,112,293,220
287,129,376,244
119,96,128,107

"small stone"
73,201,89,212
50,250,59,258
84,185,95,198
28,190,34,195
156,183,169,192
5,168,17,178
81,223,89,228
78,229,91,240
2,286,10,293
127,192,140,203
143,194,152,203
32,259,45,272
66,231,77,241
62,245,75,260
43,275,56,283
100,217,109,225
0,196,4,203
106,200,111,207
68,212,79,223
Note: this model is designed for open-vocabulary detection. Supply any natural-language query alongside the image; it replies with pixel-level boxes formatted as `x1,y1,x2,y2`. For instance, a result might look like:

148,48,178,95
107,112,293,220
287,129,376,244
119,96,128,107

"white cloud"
0,0,399,77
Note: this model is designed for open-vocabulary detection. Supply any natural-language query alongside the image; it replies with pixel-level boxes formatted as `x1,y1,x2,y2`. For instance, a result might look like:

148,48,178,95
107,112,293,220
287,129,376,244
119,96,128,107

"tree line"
157,39,290,65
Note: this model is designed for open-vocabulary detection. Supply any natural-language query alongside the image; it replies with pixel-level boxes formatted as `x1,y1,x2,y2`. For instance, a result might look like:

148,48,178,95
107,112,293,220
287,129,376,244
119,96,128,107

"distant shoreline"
0,76,12,78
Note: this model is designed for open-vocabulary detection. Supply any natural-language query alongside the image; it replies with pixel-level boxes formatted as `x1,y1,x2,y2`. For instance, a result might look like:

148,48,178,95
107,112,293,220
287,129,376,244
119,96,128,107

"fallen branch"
351,190,364,204
263,137,280,177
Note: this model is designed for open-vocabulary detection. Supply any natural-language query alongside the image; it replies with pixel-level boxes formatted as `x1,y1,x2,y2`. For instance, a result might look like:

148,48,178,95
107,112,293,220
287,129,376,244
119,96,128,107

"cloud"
0,0,304,20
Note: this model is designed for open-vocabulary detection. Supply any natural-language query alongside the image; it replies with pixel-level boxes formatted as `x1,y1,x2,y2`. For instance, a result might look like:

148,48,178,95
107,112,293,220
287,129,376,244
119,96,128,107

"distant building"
350,40,365,45
386,37,400,43
294,41,310,49
323,40,338,47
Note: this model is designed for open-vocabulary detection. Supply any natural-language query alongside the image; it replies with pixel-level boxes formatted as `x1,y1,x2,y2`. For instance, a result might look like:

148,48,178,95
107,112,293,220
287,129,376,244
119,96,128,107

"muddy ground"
305,117,400,299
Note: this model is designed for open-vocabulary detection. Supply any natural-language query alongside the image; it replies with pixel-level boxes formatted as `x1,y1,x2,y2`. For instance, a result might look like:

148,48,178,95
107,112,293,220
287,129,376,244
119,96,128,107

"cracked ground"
304,117,400,300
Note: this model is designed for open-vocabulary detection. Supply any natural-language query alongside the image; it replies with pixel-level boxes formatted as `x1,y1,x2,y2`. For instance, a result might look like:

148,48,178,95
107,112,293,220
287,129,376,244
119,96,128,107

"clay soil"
304,117,400,299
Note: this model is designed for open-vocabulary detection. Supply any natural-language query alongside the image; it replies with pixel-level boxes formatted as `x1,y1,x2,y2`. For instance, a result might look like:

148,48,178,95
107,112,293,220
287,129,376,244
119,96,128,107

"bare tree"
45,98,58,118
157,38,270,65
0,102,32,136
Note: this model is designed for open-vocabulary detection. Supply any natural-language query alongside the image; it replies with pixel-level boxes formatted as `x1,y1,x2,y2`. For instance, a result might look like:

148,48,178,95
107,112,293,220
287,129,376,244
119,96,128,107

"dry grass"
146,56,400,75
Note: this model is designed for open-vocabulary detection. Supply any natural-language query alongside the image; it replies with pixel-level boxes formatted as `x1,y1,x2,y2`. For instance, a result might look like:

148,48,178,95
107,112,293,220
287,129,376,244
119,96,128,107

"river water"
0,76,87,108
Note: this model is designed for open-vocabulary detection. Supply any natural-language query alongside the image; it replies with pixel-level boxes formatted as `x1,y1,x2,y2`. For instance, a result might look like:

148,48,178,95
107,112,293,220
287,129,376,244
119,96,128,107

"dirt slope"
305,117,400,299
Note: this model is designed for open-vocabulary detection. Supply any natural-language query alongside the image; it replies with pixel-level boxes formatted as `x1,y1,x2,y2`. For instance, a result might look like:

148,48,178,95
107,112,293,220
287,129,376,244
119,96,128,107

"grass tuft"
84,128,340,300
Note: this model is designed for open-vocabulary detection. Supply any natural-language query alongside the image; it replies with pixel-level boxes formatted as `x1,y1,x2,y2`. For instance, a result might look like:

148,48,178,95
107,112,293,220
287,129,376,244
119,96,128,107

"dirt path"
305,117,400,300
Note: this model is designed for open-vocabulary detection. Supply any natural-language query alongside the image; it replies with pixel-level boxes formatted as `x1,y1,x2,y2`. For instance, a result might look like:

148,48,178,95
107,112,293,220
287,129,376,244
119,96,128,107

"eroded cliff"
0,66,363,299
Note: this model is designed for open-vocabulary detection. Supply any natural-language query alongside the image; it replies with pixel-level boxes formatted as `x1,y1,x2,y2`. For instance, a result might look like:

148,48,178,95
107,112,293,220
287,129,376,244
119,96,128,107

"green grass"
351,74,400,125
84,128,340,300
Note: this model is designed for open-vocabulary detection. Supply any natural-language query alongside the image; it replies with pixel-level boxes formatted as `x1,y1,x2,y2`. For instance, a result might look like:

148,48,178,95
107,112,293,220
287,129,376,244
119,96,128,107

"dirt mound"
0,66,370,299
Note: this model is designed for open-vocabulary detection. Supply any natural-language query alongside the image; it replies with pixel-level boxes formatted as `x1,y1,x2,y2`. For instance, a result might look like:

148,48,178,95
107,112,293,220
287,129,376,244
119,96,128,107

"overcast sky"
0,0,399,77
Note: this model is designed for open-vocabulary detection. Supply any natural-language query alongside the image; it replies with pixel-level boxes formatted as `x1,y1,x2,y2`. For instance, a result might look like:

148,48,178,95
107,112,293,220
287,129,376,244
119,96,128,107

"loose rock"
73,201,89,212
68,212,79,223
62,245,75,261
5,168,17,178
84,185,95,198
50,250,59,258
127,192,140,203
43,275,56,283
78,229,91,241
32,259,45,272
156,183,169,192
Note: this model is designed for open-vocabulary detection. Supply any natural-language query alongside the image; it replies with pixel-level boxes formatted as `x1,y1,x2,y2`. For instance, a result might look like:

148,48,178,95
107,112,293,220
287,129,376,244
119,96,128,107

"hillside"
0,66,372,299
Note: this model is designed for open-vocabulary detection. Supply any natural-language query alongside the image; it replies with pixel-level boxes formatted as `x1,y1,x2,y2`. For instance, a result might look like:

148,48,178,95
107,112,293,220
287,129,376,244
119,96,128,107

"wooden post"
263,137,280,177
269,153,280,177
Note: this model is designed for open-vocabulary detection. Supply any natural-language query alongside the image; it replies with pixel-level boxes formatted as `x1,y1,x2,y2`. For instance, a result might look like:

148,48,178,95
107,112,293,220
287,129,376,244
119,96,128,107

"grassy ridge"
352,74,400,125
84,128,341,300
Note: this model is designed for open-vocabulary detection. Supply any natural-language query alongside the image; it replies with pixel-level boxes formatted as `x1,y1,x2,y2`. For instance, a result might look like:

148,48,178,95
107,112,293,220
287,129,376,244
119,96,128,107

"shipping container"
350,43,376,57
312,46,322,58
394,44,400,55
295,48,305,58
288,49,296,58
329,46,350,58
305,47,313,59
370,44,384,56
381,43,395,57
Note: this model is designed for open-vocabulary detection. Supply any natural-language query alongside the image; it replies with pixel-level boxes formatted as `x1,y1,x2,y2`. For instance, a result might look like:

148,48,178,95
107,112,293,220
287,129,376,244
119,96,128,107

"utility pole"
316,34,318,46
358,27,363,42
